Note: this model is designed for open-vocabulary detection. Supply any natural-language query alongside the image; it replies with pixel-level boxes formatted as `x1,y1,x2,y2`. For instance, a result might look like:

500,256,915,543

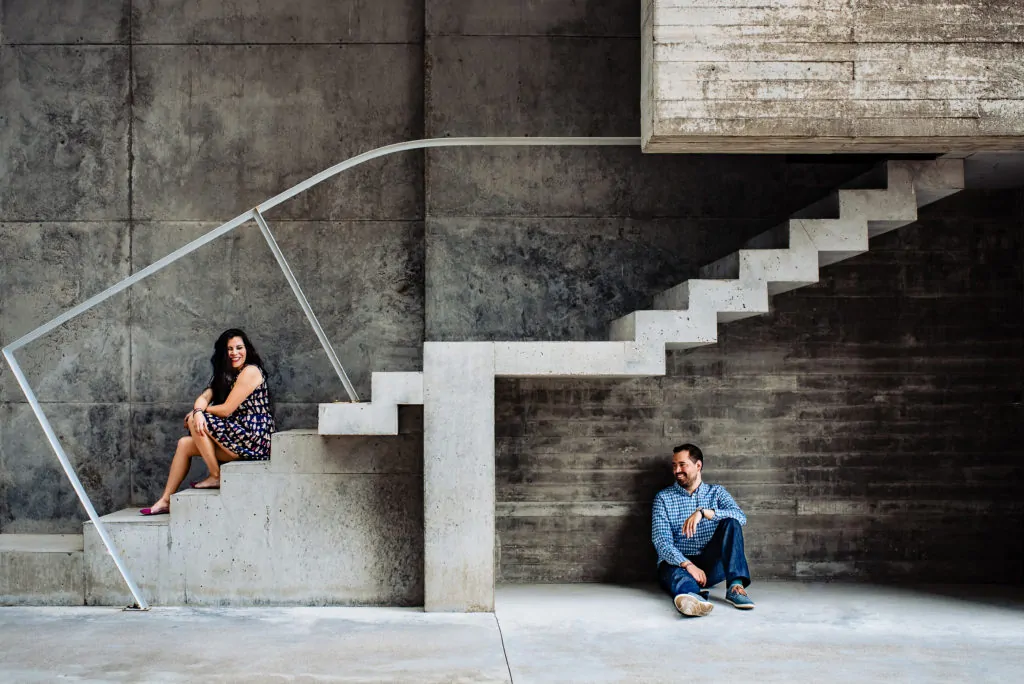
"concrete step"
653,278,770,322
793,159,963,234
319,371,423,435
78,436,422,606
83,506,187,606
169,436,423,606
0,534,84,605
608,309,719,351
266,429,421,476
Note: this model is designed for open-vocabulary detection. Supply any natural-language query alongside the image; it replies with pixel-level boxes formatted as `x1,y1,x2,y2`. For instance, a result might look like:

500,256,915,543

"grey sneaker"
726,585,755,609
674,592,714,617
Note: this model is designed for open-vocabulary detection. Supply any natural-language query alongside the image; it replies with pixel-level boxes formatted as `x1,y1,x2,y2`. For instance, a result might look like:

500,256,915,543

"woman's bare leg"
148,436,201,512
189,422,240,488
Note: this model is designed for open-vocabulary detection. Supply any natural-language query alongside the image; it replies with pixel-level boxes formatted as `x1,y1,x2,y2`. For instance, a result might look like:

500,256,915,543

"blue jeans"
658,518,751,597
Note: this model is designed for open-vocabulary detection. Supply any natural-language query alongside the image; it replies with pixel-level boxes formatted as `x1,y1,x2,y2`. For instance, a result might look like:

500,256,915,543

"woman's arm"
194,388,213,411
204,367,264,418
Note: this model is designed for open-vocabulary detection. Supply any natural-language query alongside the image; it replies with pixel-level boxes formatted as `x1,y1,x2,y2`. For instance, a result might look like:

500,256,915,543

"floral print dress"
201,368,275,460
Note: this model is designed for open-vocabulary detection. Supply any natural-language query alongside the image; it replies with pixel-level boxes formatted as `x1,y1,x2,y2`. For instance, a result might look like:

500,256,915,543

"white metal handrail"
2,136,640,610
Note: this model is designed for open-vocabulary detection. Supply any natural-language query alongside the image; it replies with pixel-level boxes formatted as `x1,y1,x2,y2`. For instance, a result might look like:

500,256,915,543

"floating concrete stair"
609,160,965,354
319,371,423,435
0,534,84,605
78,430,423,606
314,160,963,428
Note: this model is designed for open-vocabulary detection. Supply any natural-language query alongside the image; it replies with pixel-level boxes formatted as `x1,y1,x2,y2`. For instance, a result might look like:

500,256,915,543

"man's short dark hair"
673,443,703,465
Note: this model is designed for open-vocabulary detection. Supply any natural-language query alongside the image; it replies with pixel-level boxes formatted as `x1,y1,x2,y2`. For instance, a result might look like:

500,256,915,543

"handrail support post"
251,209,360,403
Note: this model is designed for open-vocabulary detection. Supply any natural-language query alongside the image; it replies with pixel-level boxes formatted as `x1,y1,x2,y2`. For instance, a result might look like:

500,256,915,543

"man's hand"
682,509,705,538
682,562,707,587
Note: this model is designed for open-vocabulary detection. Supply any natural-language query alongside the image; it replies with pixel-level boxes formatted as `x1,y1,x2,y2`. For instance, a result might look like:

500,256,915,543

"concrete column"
423,342,495,612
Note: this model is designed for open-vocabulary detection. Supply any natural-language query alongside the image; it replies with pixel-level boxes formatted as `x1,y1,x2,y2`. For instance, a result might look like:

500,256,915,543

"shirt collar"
674,481,704,497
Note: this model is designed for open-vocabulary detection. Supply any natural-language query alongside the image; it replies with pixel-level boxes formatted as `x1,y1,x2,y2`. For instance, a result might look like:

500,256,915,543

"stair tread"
87,508,173,525
0,533,84,553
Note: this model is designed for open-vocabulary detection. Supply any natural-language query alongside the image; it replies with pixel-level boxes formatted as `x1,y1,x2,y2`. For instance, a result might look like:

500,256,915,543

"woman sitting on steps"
141,328,275,516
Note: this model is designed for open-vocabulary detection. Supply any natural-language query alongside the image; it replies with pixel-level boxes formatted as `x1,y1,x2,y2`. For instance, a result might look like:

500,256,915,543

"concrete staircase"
319,371,423,435
323,159,965,429
81,429,422,607
6,159,964,608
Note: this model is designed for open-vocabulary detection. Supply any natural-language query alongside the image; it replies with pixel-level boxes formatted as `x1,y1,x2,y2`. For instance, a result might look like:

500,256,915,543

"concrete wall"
0,2,424,532
424,2,878,341
642,0,1024,153
2,1,1022,586
495,188,1024,583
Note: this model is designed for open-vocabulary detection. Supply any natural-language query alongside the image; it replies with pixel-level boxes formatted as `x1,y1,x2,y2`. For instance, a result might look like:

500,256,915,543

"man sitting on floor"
652,443,755,617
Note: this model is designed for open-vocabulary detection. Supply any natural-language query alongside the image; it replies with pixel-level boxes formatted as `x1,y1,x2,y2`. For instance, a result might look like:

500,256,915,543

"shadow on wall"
602,458,666,583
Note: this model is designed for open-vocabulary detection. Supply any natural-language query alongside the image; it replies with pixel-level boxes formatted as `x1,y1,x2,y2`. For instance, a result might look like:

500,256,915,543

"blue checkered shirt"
652,481,747,566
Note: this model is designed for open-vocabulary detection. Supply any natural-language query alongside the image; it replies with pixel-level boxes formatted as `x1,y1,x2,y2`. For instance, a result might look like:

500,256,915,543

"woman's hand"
192,411,208,437
185,410,208,437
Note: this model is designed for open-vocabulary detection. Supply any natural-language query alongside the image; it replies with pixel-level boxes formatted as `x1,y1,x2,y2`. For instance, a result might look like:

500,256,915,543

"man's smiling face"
672,450,701,488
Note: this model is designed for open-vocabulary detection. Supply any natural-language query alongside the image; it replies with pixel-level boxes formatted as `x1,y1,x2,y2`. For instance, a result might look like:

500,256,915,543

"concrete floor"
1,583,1022,683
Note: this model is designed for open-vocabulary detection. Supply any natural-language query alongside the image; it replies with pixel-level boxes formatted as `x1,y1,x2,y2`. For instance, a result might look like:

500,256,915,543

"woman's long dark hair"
209,328,267,404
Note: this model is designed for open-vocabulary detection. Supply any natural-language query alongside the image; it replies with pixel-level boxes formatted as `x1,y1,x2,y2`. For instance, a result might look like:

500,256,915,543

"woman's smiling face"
226,336,247,370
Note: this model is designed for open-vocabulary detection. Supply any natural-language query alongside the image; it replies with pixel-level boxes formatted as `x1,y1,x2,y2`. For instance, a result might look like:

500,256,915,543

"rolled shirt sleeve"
710,487,747,526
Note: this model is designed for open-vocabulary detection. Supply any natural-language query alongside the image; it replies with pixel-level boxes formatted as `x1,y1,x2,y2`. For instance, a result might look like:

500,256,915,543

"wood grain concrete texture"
642,0,1024,152
494,188,1024,583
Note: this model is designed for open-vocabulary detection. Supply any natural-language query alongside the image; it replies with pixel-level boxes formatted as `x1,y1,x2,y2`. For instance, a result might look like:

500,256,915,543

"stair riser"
170,473,424,606
83,519,180,606
319,403,398,436
654,281,769,314
268,431,422,476
0,550,84,606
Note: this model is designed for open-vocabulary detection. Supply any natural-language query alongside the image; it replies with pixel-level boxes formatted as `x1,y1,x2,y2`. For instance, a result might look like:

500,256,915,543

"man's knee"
720,518,742,529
